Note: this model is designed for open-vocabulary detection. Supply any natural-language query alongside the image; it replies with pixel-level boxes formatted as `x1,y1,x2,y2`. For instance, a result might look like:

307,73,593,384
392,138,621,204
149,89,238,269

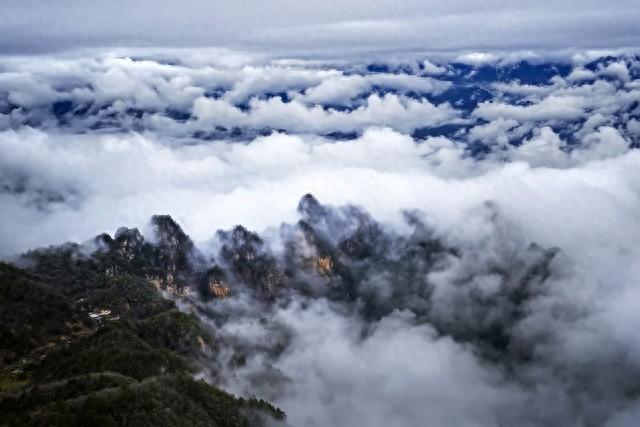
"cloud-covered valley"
2,50,640,426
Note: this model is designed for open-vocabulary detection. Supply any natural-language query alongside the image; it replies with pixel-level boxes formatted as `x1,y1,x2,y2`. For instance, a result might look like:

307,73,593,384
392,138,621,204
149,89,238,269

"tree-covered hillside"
0,221,285,427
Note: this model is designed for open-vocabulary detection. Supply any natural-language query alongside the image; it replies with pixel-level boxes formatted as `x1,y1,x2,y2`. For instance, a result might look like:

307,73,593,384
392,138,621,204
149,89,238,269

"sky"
2,0,640,54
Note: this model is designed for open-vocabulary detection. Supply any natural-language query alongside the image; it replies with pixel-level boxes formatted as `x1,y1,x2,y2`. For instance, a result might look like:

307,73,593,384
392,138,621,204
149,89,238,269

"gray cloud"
1,1,640,54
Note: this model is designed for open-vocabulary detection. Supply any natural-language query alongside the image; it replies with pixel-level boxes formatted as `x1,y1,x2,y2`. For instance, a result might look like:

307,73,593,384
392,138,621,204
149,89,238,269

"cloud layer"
3,50,640,426
2,1,640,53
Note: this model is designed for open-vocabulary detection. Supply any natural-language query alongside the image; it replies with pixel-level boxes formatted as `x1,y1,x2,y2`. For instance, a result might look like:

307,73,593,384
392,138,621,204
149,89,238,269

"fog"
2,50,640,426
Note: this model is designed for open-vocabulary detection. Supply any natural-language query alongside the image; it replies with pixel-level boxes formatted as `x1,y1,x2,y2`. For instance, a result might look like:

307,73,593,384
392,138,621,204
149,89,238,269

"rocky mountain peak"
150,215,198,275
297,193,327,223
113,227,145,259
151,215,193,249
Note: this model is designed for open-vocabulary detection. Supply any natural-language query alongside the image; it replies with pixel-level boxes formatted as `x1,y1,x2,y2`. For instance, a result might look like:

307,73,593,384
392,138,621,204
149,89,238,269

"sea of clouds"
2,49,640,426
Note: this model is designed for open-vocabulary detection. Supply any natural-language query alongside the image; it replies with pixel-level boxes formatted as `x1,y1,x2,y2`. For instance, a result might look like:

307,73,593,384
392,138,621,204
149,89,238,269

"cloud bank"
3,50,640,426
2,1,640,54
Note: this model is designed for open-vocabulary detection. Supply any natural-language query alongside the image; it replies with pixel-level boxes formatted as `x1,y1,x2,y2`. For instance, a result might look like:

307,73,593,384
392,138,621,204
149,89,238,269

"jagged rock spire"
297,193,327,223
112,227,145,260
217,225,282,298
151,215,192,248
151,215,199,276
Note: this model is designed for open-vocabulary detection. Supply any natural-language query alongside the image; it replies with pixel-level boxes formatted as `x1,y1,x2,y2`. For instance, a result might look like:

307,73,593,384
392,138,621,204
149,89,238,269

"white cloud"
599,61,631,82
293,73,450,106
270,302,527,427
628,118,640,135
566,67,597,82
474,95,589,122
193,93,461,134
455,52,499,66
422,59,447,76
468,118,520,145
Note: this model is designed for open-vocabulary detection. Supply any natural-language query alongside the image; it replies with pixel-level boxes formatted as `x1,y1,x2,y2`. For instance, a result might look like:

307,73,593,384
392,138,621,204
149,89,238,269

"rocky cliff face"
217,225,284,300
21,195,562,340
1,193,569,426
151,215,200,278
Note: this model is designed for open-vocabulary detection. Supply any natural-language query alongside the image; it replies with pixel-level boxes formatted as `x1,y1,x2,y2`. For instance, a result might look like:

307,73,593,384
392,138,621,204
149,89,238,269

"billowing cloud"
2,49,640,426
193,93,461,134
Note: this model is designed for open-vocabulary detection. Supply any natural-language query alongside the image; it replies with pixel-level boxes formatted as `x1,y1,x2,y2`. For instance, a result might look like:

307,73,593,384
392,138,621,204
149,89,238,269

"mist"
2,49,640,426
